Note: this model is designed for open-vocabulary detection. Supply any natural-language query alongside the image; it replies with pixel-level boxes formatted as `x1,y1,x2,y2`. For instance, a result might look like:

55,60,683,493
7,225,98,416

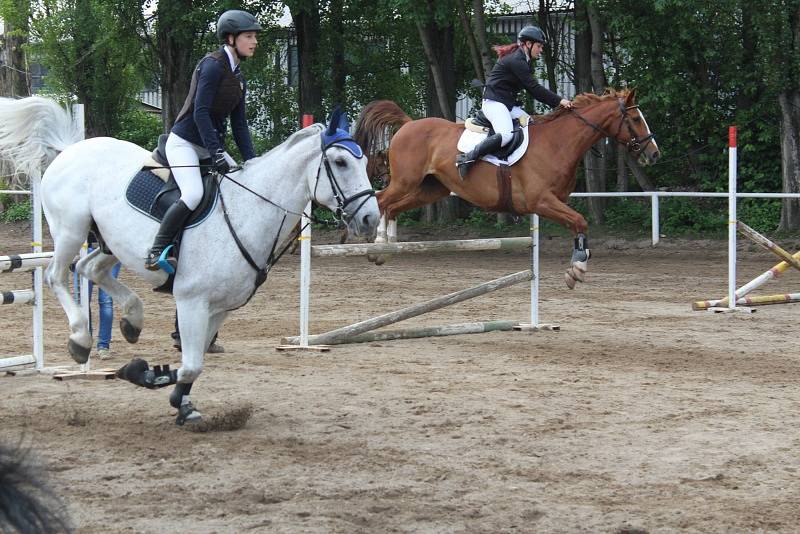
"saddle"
126,134,218,227
458,110,531,164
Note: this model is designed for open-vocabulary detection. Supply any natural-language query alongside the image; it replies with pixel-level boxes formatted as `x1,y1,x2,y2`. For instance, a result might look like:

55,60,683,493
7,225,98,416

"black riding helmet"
216,10,263,43
518,25,546,45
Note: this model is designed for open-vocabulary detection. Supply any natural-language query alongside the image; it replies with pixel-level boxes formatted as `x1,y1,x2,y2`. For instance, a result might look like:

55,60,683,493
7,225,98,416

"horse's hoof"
175,401,202,426
366,254,377,263
374,255,386,266
564,270,577,290
67,339,91,364
120,318,141,344
570,264,587,283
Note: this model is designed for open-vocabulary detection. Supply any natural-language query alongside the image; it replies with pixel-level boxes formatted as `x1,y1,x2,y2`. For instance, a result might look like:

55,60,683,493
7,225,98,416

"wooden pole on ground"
287,320,518,345
282,270,533,346
736,221,800,272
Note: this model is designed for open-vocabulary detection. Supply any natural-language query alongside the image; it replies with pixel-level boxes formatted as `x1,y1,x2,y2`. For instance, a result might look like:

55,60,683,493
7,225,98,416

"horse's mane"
534,88,632,124
258,124,323,160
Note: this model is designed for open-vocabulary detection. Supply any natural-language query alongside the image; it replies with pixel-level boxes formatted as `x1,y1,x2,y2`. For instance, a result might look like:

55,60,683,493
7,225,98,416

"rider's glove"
213,150,230,175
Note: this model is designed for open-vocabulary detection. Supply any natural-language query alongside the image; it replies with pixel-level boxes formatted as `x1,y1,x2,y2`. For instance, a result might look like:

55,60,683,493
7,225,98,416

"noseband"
569,98,656,155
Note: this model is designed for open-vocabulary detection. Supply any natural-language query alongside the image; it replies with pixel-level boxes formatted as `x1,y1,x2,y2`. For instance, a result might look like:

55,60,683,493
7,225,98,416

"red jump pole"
302,114,314,128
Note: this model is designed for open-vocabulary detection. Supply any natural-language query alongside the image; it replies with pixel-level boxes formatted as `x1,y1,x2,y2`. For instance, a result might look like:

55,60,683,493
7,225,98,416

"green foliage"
115,108,163,149
737,198,781,233
28,0,147,137
603,198,650,231
2,199,31,222
599,0,782,197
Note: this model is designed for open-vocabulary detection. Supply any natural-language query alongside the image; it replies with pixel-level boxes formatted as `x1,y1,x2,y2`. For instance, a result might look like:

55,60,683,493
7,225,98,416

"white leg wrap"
375,214,387,244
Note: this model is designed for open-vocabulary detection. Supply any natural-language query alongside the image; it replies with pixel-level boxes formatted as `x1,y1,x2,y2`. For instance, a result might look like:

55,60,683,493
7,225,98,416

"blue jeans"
73,253,122,350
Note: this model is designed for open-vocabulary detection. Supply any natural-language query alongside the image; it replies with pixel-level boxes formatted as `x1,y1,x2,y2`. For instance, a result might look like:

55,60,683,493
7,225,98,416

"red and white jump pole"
727,126,737,310
299,114,315,347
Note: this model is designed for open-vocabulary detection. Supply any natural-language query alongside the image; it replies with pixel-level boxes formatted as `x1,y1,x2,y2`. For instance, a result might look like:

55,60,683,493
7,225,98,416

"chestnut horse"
354,89,660,288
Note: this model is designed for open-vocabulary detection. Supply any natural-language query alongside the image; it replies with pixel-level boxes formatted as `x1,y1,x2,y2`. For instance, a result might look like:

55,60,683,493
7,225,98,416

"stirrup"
456,155,474,180
156,245,177,274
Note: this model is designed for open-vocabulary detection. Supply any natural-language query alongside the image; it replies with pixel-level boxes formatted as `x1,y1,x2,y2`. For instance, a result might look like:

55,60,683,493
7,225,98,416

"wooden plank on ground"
53,369,117,381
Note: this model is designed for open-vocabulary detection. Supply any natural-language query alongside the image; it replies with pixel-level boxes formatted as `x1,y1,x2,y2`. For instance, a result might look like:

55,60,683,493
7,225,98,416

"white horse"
0,97,379,425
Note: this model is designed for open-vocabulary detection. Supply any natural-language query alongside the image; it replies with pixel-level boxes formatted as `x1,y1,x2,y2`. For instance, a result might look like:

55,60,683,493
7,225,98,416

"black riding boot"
456,133,504,179
144,200,193,271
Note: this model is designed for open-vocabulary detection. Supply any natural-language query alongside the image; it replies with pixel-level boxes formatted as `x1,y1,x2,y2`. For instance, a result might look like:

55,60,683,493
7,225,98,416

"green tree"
29,0,145,137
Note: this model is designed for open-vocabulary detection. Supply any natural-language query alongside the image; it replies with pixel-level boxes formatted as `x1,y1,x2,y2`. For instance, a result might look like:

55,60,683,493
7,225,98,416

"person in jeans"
72,233,121,360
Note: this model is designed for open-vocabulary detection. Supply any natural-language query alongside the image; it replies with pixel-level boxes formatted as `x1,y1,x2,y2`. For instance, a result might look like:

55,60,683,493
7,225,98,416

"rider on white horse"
456,25,573,179
145,10,262,271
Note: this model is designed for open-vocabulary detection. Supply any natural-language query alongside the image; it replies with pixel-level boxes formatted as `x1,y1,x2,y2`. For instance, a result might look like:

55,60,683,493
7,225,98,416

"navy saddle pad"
125,168,218,228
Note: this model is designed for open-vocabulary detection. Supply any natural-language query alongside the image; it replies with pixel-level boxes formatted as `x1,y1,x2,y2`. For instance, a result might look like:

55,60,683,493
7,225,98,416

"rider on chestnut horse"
456,25,573,178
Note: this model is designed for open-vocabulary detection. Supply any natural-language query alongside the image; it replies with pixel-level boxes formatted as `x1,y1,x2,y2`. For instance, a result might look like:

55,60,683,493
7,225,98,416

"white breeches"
481,99,526,146
165,133,236,210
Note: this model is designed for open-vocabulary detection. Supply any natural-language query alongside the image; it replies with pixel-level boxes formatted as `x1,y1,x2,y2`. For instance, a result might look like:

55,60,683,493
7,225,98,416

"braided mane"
534,88,633,124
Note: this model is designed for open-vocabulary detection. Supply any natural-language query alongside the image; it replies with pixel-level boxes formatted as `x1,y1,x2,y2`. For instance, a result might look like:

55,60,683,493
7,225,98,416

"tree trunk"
292,2,324,122
417,7,457,223
329,0,346,107
416,19,455,121
0,0,31,98
537,0,558,91
778,91,800,230
456,0,484,83
472,0,493,80
582,1,607,223
156,0,195,133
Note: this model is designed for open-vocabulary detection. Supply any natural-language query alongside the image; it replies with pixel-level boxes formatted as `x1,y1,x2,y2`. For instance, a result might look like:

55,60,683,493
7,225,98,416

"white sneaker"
97,348,111,360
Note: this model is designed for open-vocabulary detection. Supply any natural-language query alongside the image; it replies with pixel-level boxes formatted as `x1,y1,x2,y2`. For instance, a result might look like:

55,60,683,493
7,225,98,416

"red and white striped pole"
299,114,314,346
728,126,737,310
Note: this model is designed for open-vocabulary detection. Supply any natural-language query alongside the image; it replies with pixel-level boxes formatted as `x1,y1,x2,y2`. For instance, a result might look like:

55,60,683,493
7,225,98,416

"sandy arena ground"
1,220,799,533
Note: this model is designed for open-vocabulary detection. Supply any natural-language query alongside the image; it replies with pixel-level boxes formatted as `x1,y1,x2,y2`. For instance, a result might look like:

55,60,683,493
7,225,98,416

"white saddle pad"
456,124,530,167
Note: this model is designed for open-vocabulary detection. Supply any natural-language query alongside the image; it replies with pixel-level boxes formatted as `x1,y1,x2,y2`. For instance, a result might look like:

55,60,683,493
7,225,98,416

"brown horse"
354,88,660,288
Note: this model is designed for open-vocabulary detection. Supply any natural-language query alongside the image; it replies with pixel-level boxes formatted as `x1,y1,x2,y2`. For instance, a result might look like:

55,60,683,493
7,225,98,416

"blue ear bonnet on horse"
321,107,363,159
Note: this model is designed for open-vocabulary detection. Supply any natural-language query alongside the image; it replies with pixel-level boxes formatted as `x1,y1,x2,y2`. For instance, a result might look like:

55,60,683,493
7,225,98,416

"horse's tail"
354,100,412,181
0,97,82,179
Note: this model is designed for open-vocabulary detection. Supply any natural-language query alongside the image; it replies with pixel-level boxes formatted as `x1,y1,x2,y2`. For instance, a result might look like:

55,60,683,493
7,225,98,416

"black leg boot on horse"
144,199,193,272
456,133,503,179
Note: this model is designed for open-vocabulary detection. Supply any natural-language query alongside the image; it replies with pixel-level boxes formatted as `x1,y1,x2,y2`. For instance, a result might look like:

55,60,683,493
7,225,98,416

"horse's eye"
633,117,642,123
335,158,347,168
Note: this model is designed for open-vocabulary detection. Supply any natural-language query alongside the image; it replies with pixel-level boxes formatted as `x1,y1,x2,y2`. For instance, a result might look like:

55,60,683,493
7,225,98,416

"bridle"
569,98,656,155
314,137,376,225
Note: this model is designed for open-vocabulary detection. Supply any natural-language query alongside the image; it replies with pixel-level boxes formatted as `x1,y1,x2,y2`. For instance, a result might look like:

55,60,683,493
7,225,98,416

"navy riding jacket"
483,47,562,110
171,47,256,161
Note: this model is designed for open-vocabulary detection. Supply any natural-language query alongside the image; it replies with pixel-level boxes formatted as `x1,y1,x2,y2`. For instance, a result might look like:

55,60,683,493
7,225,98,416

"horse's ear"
337,110,349,132
327,106,342,136
625,88,637,105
